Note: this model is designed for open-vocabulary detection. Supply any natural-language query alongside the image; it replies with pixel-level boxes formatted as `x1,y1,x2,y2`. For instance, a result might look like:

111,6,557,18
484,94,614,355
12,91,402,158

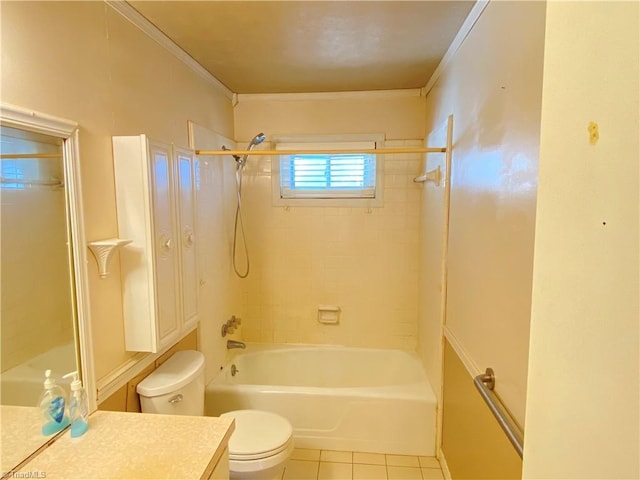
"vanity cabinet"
113,135,198,352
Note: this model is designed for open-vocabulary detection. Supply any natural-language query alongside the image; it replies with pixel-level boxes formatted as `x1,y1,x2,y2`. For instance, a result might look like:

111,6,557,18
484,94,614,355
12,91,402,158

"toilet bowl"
136,350,293,480
221,409,294,480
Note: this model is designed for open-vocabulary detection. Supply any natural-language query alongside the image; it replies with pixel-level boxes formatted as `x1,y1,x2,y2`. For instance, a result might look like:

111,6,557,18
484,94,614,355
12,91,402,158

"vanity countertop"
13,410,234,479
1,405,62,475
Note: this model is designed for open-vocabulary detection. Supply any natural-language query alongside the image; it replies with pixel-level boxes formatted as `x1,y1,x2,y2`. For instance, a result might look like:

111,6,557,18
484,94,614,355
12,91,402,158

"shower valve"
221,315,242,337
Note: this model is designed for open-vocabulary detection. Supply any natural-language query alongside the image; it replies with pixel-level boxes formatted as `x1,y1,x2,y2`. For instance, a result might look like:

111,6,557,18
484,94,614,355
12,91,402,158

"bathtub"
1,341,76,406
205,344,436,456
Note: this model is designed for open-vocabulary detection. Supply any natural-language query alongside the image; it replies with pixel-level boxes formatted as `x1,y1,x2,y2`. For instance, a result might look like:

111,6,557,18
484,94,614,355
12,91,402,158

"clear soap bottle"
38,369,69,435
62,371,89,437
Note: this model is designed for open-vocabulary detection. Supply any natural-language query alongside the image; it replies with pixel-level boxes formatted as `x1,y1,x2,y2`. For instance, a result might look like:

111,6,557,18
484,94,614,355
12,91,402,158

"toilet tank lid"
136,350,205,397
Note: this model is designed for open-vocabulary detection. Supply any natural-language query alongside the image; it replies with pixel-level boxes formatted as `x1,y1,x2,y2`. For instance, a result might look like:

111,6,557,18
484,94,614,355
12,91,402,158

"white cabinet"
113,135,198,352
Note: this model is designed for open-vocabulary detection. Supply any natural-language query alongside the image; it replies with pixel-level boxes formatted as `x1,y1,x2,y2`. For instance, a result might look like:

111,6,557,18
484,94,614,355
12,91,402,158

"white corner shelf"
87,238,132,278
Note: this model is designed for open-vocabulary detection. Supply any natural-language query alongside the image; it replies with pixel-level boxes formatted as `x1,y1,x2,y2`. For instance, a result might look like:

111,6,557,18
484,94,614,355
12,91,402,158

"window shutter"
277,141,377,199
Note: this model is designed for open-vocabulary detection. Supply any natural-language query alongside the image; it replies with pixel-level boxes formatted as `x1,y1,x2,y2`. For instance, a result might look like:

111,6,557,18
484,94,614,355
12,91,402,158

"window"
273,138,384,206
1,160,25,189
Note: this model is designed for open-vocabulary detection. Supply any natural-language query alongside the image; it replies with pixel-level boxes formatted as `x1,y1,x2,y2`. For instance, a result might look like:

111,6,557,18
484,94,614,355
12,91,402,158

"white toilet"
137,350,294,480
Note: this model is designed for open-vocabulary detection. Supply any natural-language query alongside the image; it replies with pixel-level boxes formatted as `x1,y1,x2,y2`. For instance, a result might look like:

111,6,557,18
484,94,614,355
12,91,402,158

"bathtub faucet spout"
227,340,246,349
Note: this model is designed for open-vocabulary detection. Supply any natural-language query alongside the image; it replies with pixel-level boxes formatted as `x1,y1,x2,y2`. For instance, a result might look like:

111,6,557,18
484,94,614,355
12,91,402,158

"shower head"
238,132,266,167
248,132,266,149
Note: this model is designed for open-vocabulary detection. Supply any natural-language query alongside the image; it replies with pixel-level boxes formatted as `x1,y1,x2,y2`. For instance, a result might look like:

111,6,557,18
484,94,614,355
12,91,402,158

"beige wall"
442,341,522,479
0,2,234,381
235,92,425,141
421,1,546,426
523,2,639,478
233,92,425,348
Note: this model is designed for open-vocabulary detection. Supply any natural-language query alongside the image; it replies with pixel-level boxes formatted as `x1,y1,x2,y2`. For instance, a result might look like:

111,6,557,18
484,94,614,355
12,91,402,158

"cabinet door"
175,148,198,331
148,141,180,347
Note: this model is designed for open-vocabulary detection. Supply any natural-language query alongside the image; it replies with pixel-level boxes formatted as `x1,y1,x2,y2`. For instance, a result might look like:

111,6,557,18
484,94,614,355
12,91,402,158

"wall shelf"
87,238,132,278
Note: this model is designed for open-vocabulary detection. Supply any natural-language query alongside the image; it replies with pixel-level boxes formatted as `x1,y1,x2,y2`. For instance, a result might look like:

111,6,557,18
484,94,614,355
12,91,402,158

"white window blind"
277,141,377,199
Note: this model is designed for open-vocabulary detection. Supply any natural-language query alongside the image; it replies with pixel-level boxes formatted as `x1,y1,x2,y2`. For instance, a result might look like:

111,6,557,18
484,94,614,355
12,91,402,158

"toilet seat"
221,410,293,461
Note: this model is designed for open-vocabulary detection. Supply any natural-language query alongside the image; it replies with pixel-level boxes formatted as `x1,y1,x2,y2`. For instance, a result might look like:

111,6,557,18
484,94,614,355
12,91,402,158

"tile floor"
282,449,444,480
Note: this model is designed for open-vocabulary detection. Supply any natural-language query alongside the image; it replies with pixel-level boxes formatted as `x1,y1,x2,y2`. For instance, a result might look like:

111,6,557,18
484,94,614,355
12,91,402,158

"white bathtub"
205,344,436,456
1,342,76,406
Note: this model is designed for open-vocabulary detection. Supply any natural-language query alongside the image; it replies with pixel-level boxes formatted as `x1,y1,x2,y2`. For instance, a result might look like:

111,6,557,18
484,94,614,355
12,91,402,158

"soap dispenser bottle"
38,369,69,435
63,371,89,438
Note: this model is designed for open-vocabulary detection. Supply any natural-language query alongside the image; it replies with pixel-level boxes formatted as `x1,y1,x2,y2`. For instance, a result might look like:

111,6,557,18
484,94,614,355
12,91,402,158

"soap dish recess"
317,305,341,324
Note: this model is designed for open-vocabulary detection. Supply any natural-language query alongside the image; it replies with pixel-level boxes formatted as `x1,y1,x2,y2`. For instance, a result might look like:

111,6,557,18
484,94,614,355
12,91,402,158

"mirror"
0,103,95,473
0,126,77,406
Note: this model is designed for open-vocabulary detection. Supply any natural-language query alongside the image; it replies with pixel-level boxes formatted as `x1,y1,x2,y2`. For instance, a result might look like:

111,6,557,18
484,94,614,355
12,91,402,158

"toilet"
136,350,294,480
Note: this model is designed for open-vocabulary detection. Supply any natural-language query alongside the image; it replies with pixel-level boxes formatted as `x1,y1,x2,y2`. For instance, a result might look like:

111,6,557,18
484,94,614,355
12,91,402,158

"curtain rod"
0,153,62,159
195,146,446,156
0,177,63,187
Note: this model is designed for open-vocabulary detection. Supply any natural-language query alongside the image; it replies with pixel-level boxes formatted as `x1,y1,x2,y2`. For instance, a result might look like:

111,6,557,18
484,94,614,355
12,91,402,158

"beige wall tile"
234,93,423,350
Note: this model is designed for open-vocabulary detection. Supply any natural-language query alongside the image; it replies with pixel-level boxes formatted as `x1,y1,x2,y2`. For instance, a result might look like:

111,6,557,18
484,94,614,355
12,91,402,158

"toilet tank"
136,350,205,416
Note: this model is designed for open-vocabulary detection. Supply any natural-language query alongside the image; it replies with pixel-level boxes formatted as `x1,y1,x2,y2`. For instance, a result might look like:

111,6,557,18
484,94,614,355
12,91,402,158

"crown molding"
105,1,234,100
237,88,423,104
0,102,77,137
422,0,490,96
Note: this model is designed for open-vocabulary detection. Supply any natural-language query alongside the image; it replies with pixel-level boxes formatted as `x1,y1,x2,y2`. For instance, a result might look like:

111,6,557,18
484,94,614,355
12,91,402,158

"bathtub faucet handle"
221,315,241,337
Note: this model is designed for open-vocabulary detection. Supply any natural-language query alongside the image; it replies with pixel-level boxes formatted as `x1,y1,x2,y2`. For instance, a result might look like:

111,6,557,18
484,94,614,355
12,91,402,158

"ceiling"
129,1,475,95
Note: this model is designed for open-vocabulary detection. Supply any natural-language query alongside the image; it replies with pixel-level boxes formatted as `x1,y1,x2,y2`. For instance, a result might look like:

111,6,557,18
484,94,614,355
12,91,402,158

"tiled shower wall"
238,140,423,350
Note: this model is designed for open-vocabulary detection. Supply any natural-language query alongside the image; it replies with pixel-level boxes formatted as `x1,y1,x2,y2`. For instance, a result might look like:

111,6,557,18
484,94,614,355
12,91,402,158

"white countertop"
12,410,234,479
1,405,62,475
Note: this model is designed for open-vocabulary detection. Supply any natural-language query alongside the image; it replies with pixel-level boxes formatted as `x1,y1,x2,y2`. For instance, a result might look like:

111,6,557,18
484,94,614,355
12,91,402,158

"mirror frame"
0,102,96,411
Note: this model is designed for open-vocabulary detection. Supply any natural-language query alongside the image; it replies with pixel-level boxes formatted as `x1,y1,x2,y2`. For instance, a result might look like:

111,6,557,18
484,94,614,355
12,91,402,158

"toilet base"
229,465,284,480
228,437,294,480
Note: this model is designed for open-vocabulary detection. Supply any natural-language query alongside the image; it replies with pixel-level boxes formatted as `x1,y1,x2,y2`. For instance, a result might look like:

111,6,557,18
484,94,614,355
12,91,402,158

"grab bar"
473,368,524,458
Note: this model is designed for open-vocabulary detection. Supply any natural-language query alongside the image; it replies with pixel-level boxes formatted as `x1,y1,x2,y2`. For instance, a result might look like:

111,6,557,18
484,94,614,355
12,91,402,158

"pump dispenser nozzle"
63,371,81,391
63,370,89,437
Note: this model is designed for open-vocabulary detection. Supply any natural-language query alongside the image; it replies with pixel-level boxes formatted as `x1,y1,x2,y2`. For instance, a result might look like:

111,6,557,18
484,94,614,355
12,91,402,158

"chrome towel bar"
474,368,524,458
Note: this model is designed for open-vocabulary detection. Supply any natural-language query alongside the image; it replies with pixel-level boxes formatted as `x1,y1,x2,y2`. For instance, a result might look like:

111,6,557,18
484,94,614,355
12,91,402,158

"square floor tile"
353,463,387,480
319,461,353,480
386,455,420,467
321,450,353,463
419,456,440,469
387,466,422,480
283,459,319,480
422,468,444,479
292,448,321,461
353,452,386,465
